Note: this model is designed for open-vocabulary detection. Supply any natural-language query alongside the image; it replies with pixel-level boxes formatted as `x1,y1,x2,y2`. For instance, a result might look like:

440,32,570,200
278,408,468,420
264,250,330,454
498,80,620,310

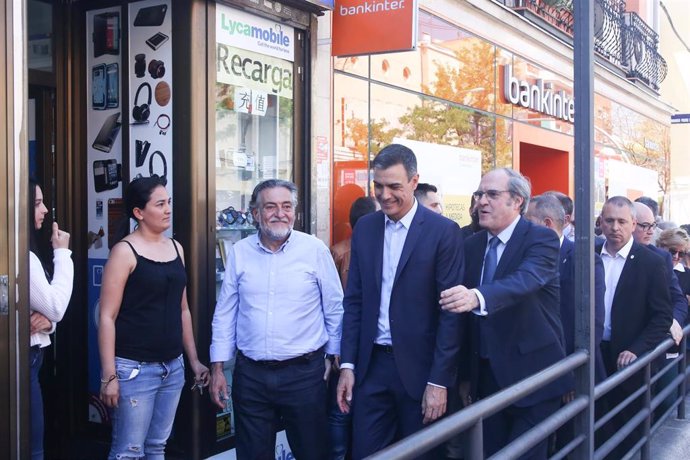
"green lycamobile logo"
219,13,290,47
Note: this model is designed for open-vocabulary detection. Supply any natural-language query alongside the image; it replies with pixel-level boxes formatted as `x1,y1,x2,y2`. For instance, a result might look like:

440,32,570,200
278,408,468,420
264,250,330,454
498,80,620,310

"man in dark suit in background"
337,144,464,458
525,194,607,454
596,196,672,458
441,168,569,459
631,202,687,341
526,194,607,382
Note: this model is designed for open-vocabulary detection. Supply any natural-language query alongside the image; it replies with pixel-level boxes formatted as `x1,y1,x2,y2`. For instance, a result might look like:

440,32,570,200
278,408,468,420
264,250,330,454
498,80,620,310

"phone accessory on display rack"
135,140,151,167
93,159,122,193
132,82,152,123
146,32,169,51
148,59,165,79
154,81,171,107
134,54,146,78
92,112,122,153
133,4,168,27
217,206,254,229
154,114,170,135
106,63,119,108
92,12,120,57
135,151,168,185
91,64,107,110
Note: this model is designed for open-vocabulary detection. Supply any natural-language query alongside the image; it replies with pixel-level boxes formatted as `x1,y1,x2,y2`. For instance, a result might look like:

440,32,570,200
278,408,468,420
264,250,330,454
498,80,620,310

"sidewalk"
650,394,690,459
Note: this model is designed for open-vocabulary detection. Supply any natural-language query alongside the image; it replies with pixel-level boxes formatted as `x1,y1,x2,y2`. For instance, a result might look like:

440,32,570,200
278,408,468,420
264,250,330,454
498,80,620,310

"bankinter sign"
332,0,417,56
502,65,575,123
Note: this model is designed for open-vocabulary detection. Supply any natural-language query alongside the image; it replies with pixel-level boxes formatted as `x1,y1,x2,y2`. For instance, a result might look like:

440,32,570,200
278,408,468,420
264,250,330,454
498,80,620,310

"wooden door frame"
1,0,31,458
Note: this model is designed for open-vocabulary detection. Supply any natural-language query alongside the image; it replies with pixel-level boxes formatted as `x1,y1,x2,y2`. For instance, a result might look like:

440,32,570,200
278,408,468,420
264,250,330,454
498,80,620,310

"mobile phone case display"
85,5,123,425
128,0,173,205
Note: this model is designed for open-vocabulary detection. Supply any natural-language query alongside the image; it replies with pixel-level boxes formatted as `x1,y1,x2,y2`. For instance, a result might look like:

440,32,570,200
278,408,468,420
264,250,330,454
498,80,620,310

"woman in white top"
29,180,73,460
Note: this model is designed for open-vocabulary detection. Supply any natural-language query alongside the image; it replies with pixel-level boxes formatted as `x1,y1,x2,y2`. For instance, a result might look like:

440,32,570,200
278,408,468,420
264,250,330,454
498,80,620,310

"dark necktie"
479,236,499,358
482,237,500,285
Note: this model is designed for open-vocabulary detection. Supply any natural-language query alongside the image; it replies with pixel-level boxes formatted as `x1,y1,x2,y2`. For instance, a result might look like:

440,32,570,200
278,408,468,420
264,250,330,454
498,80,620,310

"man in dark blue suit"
526,194,607,382
336,144,464,458
440,168,569,459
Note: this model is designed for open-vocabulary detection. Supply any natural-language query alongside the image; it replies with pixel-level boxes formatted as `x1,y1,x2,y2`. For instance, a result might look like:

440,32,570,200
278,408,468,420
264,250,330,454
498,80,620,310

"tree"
398,39,512,173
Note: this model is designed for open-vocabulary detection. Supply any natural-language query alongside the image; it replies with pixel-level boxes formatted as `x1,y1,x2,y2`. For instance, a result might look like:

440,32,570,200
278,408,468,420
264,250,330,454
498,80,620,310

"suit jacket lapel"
393,206,424,286
464,231,487,288
614,242,639,302
372,213,385,294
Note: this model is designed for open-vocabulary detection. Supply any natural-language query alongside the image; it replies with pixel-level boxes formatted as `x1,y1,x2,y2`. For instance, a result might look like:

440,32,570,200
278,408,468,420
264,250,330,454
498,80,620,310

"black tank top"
114,239,186,362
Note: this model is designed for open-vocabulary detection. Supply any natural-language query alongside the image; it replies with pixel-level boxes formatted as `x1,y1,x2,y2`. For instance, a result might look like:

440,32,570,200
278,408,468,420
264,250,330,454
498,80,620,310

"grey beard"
260,224,293,241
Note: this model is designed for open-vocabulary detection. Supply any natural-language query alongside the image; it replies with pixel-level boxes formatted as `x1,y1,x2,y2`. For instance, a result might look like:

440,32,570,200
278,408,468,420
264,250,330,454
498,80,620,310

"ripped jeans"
108,355,185,460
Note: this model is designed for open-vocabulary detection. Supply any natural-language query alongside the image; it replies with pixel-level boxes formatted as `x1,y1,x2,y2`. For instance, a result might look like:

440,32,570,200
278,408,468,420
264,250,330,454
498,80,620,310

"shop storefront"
0,0,674,458
328,0,673,243
4,0,332,458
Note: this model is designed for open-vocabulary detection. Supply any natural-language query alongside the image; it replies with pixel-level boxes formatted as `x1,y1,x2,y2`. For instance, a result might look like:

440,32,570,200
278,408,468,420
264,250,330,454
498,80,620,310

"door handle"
0,275,8,315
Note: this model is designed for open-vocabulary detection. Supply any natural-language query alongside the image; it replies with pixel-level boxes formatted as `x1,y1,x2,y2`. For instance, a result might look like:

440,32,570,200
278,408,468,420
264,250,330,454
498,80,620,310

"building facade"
325,0,674,243
0,0,677,459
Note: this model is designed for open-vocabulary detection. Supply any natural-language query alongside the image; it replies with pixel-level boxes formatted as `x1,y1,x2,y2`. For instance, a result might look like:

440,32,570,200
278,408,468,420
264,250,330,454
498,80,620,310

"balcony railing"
497,0,667,91
622,11,668,91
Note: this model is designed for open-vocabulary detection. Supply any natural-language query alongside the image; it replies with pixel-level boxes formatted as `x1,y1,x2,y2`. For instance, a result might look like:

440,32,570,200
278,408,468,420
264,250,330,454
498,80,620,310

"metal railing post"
679,334,687,420
467,420,484,460
572,0,595,458
641,364,652,460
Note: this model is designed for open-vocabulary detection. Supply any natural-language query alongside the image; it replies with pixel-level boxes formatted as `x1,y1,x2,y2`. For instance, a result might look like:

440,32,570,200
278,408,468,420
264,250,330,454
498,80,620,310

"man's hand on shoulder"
439,285,479,313
421,384,447,424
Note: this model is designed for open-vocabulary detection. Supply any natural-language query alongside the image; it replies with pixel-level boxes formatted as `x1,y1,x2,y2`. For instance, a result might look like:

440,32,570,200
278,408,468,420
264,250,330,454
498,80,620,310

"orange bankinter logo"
332,0,416,56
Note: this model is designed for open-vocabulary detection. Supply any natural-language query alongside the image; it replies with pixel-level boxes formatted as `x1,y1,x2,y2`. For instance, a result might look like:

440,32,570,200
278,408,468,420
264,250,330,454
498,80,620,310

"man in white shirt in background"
209,179,343,460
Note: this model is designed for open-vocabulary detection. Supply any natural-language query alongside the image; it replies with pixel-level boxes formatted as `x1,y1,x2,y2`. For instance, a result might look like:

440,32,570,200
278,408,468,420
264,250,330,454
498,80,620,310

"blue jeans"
108,355,185,460
30,346,44,460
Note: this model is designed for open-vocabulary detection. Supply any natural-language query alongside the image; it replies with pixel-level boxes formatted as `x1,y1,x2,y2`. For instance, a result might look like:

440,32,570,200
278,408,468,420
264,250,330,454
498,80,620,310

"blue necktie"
479,236,500,358
482,237,500,285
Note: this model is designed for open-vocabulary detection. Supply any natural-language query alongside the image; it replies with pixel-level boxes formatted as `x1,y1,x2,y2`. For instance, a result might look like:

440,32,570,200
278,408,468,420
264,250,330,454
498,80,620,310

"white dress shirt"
600,237,634,341
29,249,74,348
210,230,343,363
473,214,521,315
375,199,418,345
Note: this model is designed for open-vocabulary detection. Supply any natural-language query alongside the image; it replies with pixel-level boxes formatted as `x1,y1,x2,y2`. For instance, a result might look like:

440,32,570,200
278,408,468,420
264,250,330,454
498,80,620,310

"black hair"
124,175,168,222
349,197,377,229
372,144,417,180
414,183,438,200
29,179,52,278
635,196,659,217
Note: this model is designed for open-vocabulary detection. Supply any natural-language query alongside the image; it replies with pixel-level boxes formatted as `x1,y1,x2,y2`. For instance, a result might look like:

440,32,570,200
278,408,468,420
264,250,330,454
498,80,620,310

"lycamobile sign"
503,65,574,123
216,5,294,62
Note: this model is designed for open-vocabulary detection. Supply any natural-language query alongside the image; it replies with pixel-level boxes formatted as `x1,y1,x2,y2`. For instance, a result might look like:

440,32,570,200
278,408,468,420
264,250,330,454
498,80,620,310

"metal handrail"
365,352,587,459
365,325,690,459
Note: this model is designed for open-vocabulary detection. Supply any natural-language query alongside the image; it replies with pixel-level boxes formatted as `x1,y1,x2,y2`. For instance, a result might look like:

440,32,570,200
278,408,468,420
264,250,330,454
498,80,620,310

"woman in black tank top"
97,176,209,459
